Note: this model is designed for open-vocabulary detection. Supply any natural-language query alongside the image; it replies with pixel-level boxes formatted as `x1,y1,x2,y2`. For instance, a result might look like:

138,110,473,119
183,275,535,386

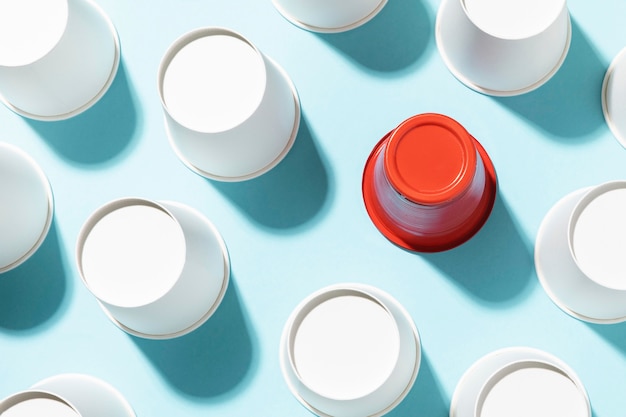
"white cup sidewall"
0,391,82,417
0,0,118,118
438,0,569,93
97,202,227,337
165,53,297,179
272,0,384,31
281,284,418,417
0,143,53,273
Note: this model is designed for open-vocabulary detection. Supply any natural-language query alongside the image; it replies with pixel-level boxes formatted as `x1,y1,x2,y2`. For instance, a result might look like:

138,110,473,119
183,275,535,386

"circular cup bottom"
362,132,496,252
96,201,230,339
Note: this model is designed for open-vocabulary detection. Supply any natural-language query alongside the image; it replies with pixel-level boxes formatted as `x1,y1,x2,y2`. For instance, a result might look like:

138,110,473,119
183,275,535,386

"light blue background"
1,0,626,416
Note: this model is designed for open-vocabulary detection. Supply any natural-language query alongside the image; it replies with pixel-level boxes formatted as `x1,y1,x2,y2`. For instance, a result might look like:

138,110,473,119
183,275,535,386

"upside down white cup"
449,347,590,417
436,0,571,96
271,0,387,33
475,360,590,417
1,374,136,417
158,27,300,181
280,283,420,417
76,198,230,339
535,181,626,323
0,0,120,120
602,47,626,147
0,143,54,274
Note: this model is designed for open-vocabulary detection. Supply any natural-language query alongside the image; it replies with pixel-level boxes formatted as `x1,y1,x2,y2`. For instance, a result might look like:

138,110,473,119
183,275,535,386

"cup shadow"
316,0,433,74
25,59,140,166
421,191,534,306
387,351,448,417
210,115,333,231
0,220,69,332
131,275,257,399
493,18,606,142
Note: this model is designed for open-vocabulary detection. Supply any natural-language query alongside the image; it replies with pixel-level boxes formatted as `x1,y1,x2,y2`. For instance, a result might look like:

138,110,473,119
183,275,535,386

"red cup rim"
362,130,497,253
384,114,477,205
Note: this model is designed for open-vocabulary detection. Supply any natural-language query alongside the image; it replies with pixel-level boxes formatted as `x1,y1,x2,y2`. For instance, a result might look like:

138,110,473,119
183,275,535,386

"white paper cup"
535,180,626,323
272,0,387,33
158,27,300,181
280,283,420,417
436,0,571,96
0,143,54,274
602,47,626,147
0,0,120,120
475,360,590,417
449,347,589,417
76,198,230,339
0,374,135,417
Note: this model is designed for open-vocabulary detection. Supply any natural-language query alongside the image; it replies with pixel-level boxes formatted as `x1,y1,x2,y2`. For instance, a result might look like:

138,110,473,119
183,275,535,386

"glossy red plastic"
362,113,497,252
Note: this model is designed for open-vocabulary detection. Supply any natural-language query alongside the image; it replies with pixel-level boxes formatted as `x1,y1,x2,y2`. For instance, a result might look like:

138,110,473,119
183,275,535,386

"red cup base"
362,132,497,253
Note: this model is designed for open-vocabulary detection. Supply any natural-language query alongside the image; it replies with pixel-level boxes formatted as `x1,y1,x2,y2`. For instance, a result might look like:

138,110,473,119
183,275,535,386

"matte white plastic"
535,181,626,323
271,0,387,33
0,0,120,120
31,374,136,417
476,361,589,417
77,198,230,339
158,27,300,181
449,347,590,417
436,0,570,95
602,47,626,147
280,284,420,417
0,143,53,273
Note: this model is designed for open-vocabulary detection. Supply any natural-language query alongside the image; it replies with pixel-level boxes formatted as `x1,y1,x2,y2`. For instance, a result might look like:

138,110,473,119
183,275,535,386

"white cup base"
535,187,626,323
165,55,301,182
0,0,120,121
450,347,590,417
272,0,387,33
93,200,230,339
435,2,572,96
602,47,626,147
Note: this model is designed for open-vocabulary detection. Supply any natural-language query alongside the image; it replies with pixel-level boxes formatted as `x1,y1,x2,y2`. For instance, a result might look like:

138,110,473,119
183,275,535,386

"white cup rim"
535,182,626,323
0,142,54,274
271,0,388,33
458,0,567,41
0,390,81,417
601,47,626,148
435,0,572,96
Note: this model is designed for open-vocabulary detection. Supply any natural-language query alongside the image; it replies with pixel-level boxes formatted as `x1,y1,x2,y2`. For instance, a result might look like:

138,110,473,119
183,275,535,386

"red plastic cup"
362,113,497,252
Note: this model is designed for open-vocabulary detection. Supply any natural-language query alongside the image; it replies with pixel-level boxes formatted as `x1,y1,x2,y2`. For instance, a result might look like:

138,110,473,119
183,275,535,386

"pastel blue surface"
1,0,626,416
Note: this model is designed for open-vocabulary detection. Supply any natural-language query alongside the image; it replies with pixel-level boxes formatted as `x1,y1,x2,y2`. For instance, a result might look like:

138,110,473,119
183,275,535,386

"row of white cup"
2,0,625,176
0,286,591,417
